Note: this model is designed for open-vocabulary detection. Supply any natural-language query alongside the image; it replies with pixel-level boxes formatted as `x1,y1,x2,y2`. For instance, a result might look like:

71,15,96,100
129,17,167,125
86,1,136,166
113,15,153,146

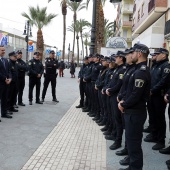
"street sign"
57,51,61,57
46,49,51,54
28,45,34,52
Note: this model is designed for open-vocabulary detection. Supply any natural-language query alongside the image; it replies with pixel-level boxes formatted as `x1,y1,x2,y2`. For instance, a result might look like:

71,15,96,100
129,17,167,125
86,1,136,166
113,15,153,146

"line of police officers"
77,44,170,170
0,47,59,121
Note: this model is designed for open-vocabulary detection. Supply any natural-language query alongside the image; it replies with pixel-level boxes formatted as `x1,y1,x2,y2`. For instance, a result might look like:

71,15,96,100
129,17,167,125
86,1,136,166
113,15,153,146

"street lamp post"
90,0,97,55
53,46,58,59
23,20,32,62
68,43,70,63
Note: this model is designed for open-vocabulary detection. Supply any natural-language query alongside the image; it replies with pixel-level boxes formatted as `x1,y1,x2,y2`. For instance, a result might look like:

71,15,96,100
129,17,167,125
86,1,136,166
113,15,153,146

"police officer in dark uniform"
106,51,126,150
118,44,151,170
144,48,170,150
83,54,94,113
28,52,44,105
76,56,89,108
7,51,18,115
16,50,27,106
116,48,135,166
41,50,59,102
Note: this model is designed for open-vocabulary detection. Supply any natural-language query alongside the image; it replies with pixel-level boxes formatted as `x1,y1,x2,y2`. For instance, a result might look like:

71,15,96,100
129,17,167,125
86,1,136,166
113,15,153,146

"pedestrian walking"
58,59,65,77
41,50,59,103
28,52,44,105
16,50,27,106
70,60,75,78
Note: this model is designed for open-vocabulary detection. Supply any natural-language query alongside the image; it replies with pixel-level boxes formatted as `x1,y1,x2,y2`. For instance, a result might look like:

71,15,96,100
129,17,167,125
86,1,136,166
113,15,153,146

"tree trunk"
36,29,44,60
62,14,66,60
76,34,79,67
72,12,76,60
80,31,84,59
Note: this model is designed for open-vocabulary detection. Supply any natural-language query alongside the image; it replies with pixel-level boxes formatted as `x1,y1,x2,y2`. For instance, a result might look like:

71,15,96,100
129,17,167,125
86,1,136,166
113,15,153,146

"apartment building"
132,0,169,52
115,0,133,48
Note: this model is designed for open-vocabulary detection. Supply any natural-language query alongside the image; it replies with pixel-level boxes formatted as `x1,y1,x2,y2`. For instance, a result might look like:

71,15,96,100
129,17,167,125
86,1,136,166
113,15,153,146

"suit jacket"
0,58,12,85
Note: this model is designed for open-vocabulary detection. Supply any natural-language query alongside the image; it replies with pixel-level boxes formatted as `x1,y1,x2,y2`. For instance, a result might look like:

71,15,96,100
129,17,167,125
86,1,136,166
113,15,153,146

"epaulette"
140,65,146,70
123,66,126,69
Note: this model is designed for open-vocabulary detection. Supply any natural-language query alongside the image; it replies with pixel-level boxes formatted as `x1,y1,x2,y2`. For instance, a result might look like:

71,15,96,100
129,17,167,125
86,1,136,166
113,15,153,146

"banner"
0,32,8,46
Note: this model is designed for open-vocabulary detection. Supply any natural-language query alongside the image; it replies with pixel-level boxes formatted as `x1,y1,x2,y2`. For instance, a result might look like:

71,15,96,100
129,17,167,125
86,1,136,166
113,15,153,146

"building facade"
115,0,133,48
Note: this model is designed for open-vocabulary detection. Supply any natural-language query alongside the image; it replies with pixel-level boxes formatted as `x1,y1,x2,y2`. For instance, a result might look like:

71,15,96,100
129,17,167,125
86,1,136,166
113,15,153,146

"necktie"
1,58,6,69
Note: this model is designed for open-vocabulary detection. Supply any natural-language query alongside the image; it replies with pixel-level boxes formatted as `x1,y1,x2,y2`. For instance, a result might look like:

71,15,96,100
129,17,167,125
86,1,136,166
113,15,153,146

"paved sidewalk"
21,98,106,170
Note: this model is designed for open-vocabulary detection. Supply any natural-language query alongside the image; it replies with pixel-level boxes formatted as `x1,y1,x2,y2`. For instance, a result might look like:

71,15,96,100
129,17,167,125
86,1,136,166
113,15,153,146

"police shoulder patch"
28,62,31,65
119,74,124,79
164,68,170,73
140,65,146,70
135,79,144,88
123,66,126,69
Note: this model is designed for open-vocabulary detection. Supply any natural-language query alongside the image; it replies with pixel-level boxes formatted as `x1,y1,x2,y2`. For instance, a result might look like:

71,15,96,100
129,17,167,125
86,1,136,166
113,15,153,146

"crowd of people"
76,44,170,170
0,46,61,120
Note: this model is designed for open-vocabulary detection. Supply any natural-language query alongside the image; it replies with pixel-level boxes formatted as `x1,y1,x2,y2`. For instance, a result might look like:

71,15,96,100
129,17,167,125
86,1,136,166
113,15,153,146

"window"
129,14,133,21
138,10,140,21
141,3,144,17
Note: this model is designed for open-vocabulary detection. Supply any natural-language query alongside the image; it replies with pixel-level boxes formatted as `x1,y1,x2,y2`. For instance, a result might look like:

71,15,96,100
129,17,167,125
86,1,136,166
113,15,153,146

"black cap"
50,50,55,54
8,51,17,57
93,53,100,58
102,56,110,61
34,52,40,55
83,56,88,60
132,43,150,54
108,56,116,62
115,51,125,57
154,48,169,55
150,53,156,56
88,54,93,58
124,47,134,54
16,50,22,54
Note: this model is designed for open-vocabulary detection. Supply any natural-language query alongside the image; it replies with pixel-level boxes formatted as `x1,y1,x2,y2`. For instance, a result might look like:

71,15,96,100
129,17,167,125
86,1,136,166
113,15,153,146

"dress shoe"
93,115,100,121
159,146,170,154
53,99,59,103
144,136,157,143
82,108,90,112
118,167,130,170
101,126,109,132
13,105,18,108
105,135,115,141
41,98,44,102
116,148,128,156
119,156,130,166
109,141,121,150
7,111,13,115
98,121,106,126
89,113,96,117
76,105,83,108
166,159,170,165
36,101,43,104
143,126,151,133
103,130,112,135
96,118,103,123
18,103,26,106
146,133,153,138
1,114,12,118
152,143,165,150
82,107,87,110
168,165,170,170
10,108,18,112
29,101,32,105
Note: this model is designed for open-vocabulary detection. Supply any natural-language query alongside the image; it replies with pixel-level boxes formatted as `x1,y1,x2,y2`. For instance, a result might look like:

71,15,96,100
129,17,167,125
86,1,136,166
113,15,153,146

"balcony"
122,21,132,27
148,0,155,13
123,4,133,14
164,20,170,40
110,0,122,3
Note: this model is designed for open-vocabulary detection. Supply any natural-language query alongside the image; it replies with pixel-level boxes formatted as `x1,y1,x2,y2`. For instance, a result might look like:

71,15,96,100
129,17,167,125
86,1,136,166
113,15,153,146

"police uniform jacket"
28,58,44,78
45,57,58,75
150,59,170,95
16,58,27,77
121,61,151,114
102,68,115,93
9,59,18,83
95,66,108,90
78,63,88,79
90,62,102,82
118,64,135,101
108,64,126,96
83,61,94,82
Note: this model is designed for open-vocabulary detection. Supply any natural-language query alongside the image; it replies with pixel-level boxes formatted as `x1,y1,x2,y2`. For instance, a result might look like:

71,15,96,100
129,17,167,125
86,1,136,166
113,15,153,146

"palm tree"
48,0,67,60
66,0,86,59
86,0,106,7
79,19,91,59
104,19,115,46
83,32,91,56
22,5,57,58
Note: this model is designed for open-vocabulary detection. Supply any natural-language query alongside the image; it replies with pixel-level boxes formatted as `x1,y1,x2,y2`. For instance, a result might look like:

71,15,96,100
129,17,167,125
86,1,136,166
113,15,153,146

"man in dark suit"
0,46,12,119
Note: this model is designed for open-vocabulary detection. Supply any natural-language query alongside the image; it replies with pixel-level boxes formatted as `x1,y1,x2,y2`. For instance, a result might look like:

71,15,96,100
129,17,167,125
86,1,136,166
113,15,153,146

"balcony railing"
148,0,155,13
165,20,170,35
123,21,132,27
123,4,133,13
